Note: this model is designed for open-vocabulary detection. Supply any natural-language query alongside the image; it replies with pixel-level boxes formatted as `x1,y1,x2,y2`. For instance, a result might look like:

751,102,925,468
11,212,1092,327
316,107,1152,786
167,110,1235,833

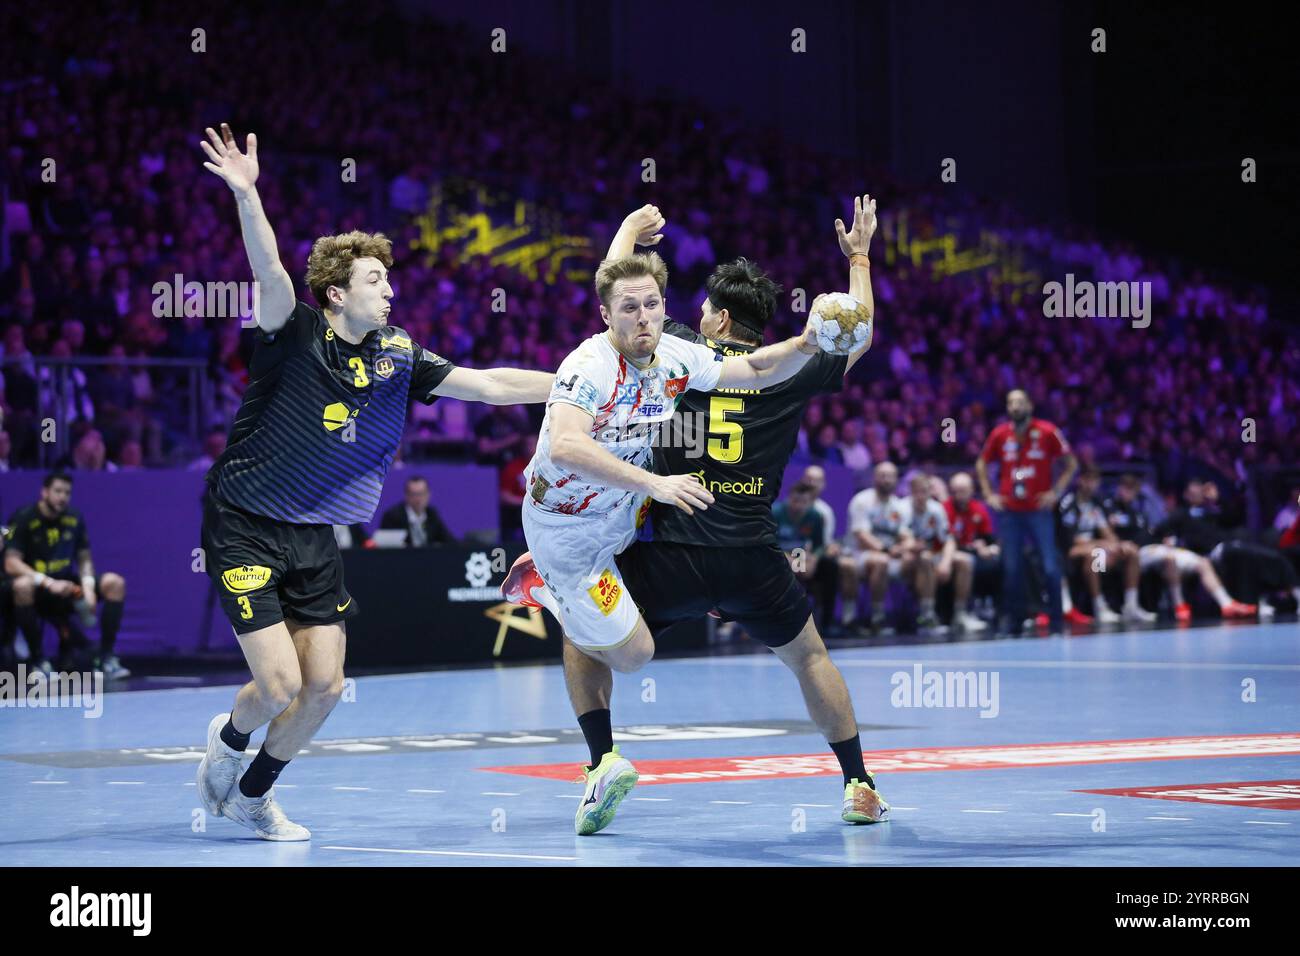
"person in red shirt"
499,434,537,542
945,471,1001,611
975,389,1077,635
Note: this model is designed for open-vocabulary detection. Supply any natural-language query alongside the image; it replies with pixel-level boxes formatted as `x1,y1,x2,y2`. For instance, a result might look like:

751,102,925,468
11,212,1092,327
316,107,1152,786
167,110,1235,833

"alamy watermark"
152,274,259,326
1042,274,1150,329
1,665,104,718
890,663,999,718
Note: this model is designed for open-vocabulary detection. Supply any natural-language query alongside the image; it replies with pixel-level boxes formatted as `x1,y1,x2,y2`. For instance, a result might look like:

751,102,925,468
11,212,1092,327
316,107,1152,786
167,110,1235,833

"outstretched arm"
716,323,821,390
200,123,295,334
836,193,878,373
605,204,666,260
433,366,554,405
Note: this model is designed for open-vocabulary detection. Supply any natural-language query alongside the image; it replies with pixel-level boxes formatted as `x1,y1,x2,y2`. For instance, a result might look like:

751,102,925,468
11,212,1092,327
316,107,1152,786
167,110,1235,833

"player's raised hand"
200,123,260,195
624,204,666,247
835,193,878,258
651,473,714,515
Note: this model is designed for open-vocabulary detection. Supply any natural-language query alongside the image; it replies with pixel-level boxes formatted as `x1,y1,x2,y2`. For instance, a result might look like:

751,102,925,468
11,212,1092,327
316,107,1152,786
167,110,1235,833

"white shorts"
522,496,647,651
1139,544,1203,574
850,550,903,577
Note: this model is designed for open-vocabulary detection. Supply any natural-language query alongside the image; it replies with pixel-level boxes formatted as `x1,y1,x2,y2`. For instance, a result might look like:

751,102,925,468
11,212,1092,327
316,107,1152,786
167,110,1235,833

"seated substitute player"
1103,473,1254,621
845,461,906,633
945,472,1000,616
895,471,985,635
506,197,887,832
3,472,128,677
1057,468,1156,625
193,124,553,841
773,481,842,614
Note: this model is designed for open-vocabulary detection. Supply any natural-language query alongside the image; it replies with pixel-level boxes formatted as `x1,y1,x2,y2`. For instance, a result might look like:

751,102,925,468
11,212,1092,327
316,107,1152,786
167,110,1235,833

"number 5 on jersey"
707,396,745,463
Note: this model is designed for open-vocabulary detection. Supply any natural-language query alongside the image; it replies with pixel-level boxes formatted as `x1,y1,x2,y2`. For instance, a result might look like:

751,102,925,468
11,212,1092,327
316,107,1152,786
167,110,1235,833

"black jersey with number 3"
642,321,847,547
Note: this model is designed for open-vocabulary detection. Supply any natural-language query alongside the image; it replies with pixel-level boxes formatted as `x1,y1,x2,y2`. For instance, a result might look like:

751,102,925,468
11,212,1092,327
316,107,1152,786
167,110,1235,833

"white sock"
1171,581,1185,605
921,598,935,615
1210,584,1230,608
1060,581,1073,613
1124,587,1139,610
1292,587,1300,606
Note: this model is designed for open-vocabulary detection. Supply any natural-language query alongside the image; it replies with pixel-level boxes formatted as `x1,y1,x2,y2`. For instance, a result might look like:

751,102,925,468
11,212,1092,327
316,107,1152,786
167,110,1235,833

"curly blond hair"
304,231,394,306
595,252,668,308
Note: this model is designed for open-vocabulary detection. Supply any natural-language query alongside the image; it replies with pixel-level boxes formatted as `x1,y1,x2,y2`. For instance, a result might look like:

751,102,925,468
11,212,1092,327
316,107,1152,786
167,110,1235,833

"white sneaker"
1258,601,1276,620
575,747,639,836
98,654,131,679
1123,604,1157,624
196,713,245,817
956,611,988,633
1095,604,1121,625
221,782,311,841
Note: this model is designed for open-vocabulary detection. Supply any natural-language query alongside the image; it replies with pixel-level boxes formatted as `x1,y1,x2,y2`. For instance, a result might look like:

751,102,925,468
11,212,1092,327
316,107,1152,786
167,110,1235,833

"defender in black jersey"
527,198,890,827
194,124,553,840
3,472,128,675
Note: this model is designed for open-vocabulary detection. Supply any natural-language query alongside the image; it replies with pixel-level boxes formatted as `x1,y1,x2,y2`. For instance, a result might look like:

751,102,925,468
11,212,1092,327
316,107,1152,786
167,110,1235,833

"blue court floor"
2,623,1298,866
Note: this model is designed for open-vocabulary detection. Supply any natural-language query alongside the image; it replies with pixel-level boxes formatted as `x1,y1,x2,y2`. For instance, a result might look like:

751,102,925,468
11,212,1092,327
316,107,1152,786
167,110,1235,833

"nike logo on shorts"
336,598,352,612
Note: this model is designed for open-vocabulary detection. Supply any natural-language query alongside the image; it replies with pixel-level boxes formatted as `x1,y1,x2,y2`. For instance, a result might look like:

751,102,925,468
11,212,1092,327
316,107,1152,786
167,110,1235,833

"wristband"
32,572,47,587
795,337,820,356
82,575,96,594
849,253,871,268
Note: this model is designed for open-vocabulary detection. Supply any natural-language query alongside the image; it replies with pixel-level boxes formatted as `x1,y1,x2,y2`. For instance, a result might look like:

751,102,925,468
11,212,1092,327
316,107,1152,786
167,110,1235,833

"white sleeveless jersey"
525,330,724,521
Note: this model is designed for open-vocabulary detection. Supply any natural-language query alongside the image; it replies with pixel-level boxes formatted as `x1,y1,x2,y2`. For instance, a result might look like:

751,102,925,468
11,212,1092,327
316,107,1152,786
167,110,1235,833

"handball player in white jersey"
517,251,827,674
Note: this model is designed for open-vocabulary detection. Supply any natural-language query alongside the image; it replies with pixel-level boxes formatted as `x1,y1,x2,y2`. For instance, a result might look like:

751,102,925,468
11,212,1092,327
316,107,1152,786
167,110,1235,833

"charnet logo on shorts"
50,886,151,936
588,569,622,615
221,565,271,592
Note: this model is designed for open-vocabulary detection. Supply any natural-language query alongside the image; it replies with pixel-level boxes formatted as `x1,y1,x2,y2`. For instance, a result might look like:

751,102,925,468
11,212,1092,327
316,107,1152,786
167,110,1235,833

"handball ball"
809,292,872,355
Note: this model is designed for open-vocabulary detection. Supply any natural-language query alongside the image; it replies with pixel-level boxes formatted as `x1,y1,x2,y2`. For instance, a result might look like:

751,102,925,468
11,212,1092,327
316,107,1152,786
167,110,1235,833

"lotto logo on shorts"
221,565,272,593
588,569,622,616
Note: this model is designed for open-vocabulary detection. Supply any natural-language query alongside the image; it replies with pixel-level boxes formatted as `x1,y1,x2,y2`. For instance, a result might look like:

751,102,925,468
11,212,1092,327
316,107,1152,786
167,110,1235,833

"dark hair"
1080,467,1102,480
790,481,817,497
706,258,782,345
43,471,73,489
405,475,429,488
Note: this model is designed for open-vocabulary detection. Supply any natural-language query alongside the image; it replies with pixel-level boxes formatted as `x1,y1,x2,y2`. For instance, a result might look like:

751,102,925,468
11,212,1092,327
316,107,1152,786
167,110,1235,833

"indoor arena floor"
3,622,1298,867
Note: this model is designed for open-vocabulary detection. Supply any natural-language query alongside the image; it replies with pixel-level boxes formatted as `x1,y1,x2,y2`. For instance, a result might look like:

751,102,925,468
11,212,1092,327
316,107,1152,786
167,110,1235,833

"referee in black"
194,124,553,840
564,197,888,826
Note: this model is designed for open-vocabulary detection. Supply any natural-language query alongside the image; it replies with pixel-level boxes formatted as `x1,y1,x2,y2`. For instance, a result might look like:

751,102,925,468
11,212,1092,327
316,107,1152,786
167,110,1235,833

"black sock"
577,708,613,770
16,605,43,659
830,734,870,787
220,716,251,752
239,749,289,799
100,599,124,655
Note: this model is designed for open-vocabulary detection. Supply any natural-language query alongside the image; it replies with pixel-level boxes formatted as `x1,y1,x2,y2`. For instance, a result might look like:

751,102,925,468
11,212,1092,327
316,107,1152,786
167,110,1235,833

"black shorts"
201,490,358,635
33,573,107,621
616,541,811,648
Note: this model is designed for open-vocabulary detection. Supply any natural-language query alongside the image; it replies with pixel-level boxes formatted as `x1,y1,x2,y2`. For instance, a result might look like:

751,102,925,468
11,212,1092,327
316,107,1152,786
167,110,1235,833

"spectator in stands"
187,431,228,471
837,419,871,473
0,429,11,473
379,475,456,548
977,389,1076,636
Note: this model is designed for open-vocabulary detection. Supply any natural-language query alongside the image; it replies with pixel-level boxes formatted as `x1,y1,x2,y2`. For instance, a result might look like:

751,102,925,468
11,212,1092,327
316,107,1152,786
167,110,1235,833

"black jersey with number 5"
641,321,847,547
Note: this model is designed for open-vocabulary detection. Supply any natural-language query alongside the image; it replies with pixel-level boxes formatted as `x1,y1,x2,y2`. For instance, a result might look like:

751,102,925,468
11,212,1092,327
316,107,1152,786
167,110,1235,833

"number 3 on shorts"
237,595,253,620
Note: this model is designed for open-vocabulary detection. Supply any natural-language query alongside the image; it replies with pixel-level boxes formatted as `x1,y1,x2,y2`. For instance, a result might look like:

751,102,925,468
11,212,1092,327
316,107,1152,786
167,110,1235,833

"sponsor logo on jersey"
689,470,766,496
383,333,412,351
375,356,395,379
615,382,639,406
588,569,622,615
635,496,653,529
664,375,689,399
221,565,272,593
637,402,665,417
322,401,354,431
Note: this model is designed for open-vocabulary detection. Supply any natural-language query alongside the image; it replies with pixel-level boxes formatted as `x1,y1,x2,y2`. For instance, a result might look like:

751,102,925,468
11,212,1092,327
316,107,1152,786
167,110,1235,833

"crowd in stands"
2,1,1295,534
